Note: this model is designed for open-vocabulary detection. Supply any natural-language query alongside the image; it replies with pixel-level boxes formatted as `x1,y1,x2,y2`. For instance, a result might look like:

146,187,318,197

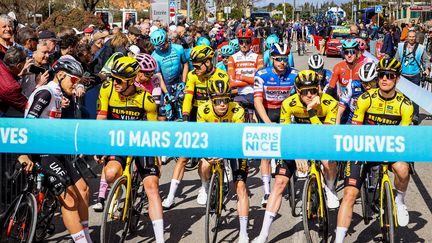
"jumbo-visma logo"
242,126,282,157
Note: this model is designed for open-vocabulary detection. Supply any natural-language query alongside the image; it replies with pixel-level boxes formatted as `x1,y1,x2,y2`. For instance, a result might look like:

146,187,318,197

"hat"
39,30,60,41
128,45,141,55
128,26,141,36
93,31,109,41
83,27,94,34
149,26,158,35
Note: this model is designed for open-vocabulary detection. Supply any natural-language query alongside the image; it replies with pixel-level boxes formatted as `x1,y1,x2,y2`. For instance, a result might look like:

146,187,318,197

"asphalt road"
46,46,432,243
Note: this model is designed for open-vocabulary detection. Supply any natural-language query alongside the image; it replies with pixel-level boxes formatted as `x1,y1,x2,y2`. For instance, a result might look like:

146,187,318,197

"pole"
187,0,190,22
283,0,286,21
48,0,51,17
292,0,295,21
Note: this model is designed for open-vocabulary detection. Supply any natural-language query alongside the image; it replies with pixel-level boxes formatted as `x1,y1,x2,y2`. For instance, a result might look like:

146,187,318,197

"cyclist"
229,38,240,53
24,57,93,243
216,44,235,73
228,28,264,114
252,70,338,243
186,37,211,72
150,28,188,120
356,38,374,63
263,34,294,68
254,43,297,207
307,54,332,92
94,57,164,243
162,45,229,208
335,57,414,243
197,78,250,243
135,53,162,115
358,62,378,91
326,38,364,123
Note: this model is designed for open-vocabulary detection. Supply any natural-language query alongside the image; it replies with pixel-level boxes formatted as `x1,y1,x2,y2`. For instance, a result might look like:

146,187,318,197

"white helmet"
308,54,324,71
359,62,377,82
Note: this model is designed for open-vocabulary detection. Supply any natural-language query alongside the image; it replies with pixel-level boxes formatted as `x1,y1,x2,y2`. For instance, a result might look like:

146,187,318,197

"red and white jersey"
227,50,264,95
25,81,63,119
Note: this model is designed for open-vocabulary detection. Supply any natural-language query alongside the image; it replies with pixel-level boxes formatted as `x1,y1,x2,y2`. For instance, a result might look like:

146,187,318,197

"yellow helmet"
377,56,401,74
295,70,319,89
190,45,215,62
207,78,231,96
111,56,141,80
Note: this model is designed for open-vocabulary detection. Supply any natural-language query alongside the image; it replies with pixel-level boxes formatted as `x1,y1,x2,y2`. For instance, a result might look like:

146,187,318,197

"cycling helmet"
229,39,240,52
52,57,84,77
220,45,235,56
377,56,401,74
359,62,377,82
356,38,367,51
101,52,125,75
265,34,280,49
236,28,254,39
111,56,141,80
308,54,324,71
196,37,211,46
295,70,319,89
150,29,167,47
208,78,231,96
135,53,157,72
270,43,290,56
341,38,359,50
190,45,215,62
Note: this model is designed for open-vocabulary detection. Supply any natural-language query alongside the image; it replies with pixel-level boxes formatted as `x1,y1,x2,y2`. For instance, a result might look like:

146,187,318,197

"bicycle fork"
308,162,326,219
379,165,398,228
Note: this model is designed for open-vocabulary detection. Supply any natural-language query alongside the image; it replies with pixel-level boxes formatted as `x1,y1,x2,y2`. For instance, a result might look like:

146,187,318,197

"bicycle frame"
108,156,134,221
307,160,326,219
211,159,224,215
379,163,398,228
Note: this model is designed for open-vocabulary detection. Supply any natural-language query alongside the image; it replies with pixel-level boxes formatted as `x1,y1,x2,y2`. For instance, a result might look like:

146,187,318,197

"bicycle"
100,156,148,243
205,158,232,243
302,160,329,243
0,162,67,243
162,156,200,171
360,163,398,243
165,82,185,121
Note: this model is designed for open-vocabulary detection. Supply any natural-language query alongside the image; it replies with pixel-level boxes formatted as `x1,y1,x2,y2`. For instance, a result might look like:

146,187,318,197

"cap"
128,26,141,36
149,26,158,35
93,31,109,41
169,25,177,32
83,27,94,34
39,30,60,41
128,45,141,55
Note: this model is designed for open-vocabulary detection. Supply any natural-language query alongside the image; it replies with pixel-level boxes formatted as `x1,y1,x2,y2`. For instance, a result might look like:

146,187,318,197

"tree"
340,2,353,20
275,3,293,20
81,0,100,12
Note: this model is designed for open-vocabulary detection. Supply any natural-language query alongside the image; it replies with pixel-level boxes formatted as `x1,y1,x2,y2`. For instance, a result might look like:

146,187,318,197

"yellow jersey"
197,100,245,123
280,93,338,124
97,80,157,121
352,88,413,125
182,68,229,115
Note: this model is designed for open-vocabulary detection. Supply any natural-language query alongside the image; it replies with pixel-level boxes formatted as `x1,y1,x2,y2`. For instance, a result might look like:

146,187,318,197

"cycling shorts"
275,159,297,178
344,161,413,190
257,108,280,123
228,158,249,182
234,94,254,110
107,156,160,178
40,154,82,186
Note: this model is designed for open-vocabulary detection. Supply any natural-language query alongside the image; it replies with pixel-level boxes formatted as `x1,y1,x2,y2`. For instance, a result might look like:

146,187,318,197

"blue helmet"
342,38,359,50
265,34,280,49
150,29,167,47
229,39,240,52
270,43,290,56
196,37,211,46
220,45,235,56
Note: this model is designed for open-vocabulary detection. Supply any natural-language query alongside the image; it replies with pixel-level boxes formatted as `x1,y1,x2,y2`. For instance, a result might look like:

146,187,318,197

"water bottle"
37,173,44,190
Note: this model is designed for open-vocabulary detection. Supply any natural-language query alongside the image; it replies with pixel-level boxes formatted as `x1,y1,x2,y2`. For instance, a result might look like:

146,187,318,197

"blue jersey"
254,66,297,109
263,50,295,68
339,79,365,124
152,43,187,86
320,69,332,91
185,48,193,71
216,61,227,73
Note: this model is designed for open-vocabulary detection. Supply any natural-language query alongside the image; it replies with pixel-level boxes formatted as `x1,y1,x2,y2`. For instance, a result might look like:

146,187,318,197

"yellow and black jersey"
97,80,157,121
182,68,229,115
352,88,413,125
197,100,245,123
279,93,338,124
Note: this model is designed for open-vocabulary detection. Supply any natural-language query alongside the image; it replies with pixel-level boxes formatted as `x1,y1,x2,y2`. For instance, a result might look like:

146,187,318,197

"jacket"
0,60,27,115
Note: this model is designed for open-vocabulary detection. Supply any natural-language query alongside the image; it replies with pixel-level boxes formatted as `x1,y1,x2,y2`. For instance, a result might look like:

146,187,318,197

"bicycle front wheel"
288,175,296,217
0,193,37,243
101,176,130,243
360,175,371,225
302,175,328,243
381,181,395,243
205,172,222,243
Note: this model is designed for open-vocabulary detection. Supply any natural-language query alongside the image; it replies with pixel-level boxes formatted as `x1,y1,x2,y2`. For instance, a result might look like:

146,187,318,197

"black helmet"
52,57,84,77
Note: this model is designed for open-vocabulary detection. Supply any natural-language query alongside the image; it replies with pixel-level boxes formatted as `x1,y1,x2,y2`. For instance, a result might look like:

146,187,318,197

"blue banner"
1,118,431,162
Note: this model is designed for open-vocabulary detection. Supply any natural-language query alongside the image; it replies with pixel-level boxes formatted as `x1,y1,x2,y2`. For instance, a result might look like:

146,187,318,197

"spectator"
16,27,38,58
0,46,29,116
127,26,141,45
415,25,426,45
39,30,61,65
0,14,15,60
59,32,79,57
20,41,50,97
94,32,128,73
381,25,394,57
141,23,151,38
400,23,409,42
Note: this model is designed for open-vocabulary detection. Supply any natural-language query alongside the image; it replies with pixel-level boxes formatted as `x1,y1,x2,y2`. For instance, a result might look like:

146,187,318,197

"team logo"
242,126,281,157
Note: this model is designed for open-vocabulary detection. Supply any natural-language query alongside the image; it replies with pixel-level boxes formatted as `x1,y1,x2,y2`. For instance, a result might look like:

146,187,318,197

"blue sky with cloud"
254,0,350,7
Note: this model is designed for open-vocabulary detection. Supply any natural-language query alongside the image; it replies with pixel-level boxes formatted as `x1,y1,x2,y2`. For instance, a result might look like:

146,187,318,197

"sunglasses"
222,55,230,59
298,87,319,96
142,71,154,77
344,49,357,56
111,77,129,85
66,73,80,84
272,56,289,63
192,62,204,70
378,71,397,80
212,97,230,106
238,39,251,45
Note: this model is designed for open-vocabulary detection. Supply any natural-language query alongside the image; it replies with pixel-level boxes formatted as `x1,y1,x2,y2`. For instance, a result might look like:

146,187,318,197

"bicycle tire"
205,172,221,243
128,170,146,234
185,158,199,171
35,191,58,242
289,175,296,217
302,175,328,243
0,193,37,243
360,169,371,225
101,176,130,243
381,181,395,243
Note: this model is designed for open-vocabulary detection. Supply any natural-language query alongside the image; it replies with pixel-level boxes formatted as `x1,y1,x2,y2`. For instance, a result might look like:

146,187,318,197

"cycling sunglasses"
238,39,251,45
298,87,319,96
344,49,357,56
111,76,130,85
192,62,205,70
66,73,81,84
141,71,154,77
212,97,230,106
221,55,230,59
378,71,397,80
272,56,289,63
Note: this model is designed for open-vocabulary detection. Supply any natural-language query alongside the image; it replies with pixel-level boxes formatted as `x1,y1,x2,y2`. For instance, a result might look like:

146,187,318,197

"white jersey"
25,81,63,119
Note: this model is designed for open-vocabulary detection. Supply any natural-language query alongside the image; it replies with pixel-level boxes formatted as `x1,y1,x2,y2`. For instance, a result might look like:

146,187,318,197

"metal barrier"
0,153,26,213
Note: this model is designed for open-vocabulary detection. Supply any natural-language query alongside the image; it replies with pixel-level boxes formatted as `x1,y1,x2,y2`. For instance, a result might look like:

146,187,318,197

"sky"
254,0,351,7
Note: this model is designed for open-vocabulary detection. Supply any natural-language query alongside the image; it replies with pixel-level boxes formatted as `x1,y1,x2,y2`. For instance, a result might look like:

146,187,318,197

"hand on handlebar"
94,155,107,165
